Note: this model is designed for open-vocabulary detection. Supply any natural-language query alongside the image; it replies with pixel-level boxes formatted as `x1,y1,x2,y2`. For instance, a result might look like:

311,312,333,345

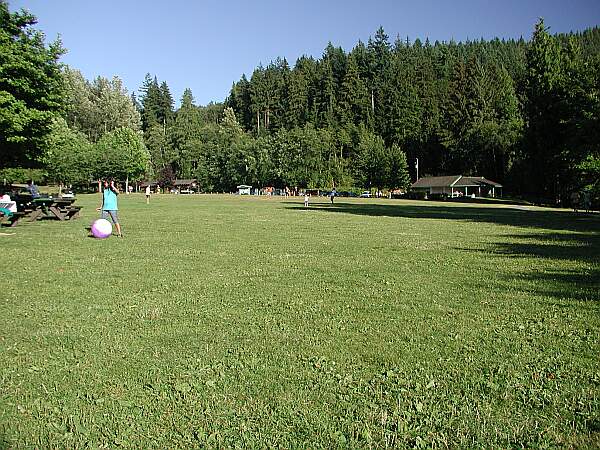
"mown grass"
1,194,599,448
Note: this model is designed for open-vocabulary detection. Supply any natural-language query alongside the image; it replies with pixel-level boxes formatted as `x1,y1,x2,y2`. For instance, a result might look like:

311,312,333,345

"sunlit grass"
1,194,598,447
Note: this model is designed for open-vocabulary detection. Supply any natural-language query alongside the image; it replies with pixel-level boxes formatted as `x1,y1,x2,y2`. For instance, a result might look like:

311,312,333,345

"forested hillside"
224,24,600,201
2,0,599,203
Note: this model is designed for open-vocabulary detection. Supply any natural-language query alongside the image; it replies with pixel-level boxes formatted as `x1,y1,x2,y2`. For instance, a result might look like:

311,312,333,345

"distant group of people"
303,188,337,207
11,177,593,241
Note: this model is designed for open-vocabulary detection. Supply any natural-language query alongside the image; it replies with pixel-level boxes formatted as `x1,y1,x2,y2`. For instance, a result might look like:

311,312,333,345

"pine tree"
523,19,568,201
285,67,309,128
171,88,202,178
139,74,161,131
367,27,393,138
338,54,371,127
158,81,175,125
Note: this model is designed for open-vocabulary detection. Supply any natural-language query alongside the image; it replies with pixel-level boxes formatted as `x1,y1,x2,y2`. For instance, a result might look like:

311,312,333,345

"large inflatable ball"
91,218,112,239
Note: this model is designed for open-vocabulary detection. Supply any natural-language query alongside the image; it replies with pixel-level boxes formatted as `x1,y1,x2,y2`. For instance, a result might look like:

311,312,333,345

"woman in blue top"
97,179,123,237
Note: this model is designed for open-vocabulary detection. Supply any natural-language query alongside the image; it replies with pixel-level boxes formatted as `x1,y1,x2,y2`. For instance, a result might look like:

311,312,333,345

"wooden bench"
49,204,82,220
0,209,26,227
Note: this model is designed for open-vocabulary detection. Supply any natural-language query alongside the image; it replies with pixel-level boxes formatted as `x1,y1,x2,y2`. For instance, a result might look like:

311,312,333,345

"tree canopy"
0,1,65,168
4,7,600,203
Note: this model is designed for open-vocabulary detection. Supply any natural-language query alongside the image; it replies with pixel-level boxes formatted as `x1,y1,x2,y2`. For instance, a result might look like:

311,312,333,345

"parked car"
360,191,371,198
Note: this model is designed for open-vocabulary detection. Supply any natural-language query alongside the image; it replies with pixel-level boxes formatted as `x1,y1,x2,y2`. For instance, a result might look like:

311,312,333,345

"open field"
1,194,599,448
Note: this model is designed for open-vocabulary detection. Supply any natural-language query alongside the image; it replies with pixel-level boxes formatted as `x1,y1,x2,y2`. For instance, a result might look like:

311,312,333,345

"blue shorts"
101,210,119,224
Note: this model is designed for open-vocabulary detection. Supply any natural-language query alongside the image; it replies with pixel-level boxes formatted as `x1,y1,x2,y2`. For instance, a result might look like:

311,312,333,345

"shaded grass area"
1,195,599,448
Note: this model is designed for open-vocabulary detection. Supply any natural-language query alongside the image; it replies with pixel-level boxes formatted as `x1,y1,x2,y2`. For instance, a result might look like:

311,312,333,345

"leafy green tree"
42,117,93,188
170,88,202,178
90,76,142,139
199,107,251,191
93,128,150,188
198,102,225,125
386,143,411,191
439,59,471,172
440,57,522,181
469,63,522,181
356,126,388,190
63,68,141,142
62,67,95,136
145,123,170,174
0,1,65,168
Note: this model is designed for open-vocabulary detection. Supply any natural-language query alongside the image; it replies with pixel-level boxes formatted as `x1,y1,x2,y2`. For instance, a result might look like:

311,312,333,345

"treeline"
135,75,409,192
225,24,600,201
2,0,599,201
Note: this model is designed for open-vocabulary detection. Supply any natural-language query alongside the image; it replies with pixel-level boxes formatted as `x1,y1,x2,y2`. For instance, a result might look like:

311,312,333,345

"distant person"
26,179,40,198
145,185,151,204
582,191,591,213
330,188,336,204
570,191,580,212
304,193,309,207
0,191,16,212
97,179,122,237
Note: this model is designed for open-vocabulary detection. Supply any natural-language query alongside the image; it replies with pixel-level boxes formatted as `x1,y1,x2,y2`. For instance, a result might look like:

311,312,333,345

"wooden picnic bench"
1,194,82,227
0,201,22,227
47,199,82,220
0,209,26,227
30,197,82,221
9,196,83,223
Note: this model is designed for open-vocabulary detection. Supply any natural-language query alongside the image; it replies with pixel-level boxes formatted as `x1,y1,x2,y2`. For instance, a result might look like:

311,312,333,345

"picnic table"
2,194,83,226
29,197,82,221
0,201,25,227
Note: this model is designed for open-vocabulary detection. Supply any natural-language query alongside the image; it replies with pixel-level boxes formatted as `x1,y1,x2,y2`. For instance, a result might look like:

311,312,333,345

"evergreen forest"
1,0,599,204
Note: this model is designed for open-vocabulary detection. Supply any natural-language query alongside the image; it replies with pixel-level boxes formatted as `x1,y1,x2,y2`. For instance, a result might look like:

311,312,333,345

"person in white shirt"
0,192,17,213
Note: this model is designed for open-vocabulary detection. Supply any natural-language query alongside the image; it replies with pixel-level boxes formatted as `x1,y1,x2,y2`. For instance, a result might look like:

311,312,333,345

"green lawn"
1,194,599,448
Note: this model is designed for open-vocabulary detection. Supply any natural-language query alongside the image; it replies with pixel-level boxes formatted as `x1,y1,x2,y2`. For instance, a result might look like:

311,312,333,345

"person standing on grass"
570,191,580,212
582,190,591,213
330,188,336,204
304,192,309,207
145,184,151,204
97,179,123,237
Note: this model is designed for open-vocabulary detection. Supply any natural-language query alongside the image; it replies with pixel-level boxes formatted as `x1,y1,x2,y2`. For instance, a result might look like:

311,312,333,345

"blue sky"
9,0,600,106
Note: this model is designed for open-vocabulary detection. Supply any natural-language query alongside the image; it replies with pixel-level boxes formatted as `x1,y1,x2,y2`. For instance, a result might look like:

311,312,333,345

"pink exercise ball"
91,219,112,239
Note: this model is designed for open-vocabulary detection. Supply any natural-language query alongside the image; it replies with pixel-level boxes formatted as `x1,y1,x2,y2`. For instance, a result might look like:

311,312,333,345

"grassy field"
1,193,599,448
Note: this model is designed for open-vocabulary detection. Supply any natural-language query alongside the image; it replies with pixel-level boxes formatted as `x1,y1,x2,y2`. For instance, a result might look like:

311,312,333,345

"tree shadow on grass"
483,232,600,304
286,201,600,234
287,201,599,304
